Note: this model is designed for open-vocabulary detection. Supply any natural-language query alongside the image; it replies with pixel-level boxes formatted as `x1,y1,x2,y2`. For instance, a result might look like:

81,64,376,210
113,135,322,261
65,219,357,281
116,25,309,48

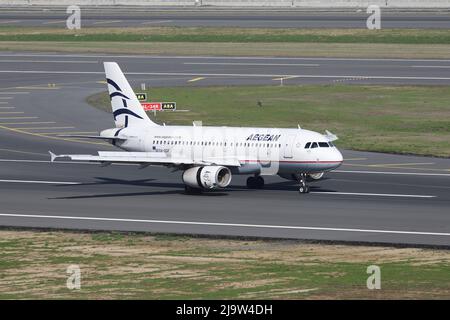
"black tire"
255,176,265,189
246,177,257,189
299,186,310,194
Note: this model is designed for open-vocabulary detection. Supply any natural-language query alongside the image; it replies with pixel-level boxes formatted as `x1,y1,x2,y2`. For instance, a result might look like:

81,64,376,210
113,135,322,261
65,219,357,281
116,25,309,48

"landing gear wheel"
297,173,310,194
255,176,264,189
247,176,264,189
298,186,310,194
246,176,257,189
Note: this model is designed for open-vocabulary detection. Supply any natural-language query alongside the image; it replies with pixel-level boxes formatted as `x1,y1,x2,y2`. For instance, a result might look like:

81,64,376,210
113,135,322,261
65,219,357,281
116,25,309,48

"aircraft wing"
324,130,339,142
49,151,241,167
57,135,126,141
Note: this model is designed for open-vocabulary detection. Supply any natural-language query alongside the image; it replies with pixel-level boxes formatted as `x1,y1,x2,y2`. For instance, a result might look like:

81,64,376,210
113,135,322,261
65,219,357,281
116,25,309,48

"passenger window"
319,142,329,148
311,142,318,148
305,142,311,149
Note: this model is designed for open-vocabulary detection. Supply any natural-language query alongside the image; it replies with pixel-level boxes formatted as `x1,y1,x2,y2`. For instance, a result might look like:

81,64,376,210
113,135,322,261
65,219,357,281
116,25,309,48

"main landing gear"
246,175,264,189
298,173,310,194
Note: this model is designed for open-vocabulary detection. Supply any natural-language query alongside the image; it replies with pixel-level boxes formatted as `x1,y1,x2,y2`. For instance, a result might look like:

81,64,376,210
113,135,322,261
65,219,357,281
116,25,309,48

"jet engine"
182,166,232,189
308,172,324,180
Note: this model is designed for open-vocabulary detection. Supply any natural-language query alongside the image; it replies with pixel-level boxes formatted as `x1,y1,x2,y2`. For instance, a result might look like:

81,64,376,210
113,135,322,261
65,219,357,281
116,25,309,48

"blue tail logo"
107,78,144,128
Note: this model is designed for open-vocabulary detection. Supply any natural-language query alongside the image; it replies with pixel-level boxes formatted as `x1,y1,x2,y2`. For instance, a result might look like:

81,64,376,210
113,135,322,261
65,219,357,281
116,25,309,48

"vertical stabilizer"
104,62,157,128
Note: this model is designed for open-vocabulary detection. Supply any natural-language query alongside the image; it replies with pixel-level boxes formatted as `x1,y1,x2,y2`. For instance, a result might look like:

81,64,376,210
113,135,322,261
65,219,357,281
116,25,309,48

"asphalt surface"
0,6,450,29
1,52,450,85
0,52,449,247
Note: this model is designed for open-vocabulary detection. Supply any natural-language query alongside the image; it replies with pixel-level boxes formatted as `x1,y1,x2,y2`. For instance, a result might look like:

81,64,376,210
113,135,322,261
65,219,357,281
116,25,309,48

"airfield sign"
141,102,176,111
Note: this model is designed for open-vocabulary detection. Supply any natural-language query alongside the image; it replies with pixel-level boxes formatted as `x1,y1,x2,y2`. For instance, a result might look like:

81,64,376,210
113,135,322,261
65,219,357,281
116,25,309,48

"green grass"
87,84,450,157
1,27,450,44
2,27,450,58
0,230,449,299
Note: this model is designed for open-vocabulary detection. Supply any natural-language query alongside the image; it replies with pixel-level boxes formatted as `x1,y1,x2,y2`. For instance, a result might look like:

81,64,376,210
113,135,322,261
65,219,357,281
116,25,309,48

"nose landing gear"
298,173,310,194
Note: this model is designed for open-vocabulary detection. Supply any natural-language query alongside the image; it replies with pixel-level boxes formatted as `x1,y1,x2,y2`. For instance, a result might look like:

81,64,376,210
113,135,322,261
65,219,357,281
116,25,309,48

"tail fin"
103,62,157,128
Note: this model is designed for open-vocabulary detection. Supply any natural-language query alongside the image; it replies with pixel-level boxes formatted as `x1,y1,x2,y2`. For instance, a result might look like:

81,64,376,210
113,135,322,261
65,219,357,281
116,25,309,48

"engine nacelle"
308,172,324,180
182,166,232,189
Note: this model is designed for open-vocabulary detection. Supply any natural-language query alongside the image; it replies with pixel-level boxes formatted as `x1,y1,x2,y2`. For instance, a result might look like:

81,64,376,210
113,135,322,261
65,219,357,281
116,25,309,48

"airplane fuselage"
108,125,344,176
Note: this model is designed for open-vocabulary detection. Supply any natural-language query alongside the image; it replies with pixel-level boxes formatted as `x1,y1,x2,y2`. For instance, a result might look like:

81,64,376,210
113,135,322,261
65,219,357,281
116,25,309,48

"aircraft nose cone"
336,149,344,163
333,149,344,169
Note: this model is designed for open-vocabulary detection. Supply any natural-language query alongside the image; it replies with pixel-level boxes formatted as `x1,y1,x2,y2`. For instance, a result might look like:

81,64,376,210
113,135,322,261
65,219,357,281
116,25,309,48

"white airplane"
50,62,343,194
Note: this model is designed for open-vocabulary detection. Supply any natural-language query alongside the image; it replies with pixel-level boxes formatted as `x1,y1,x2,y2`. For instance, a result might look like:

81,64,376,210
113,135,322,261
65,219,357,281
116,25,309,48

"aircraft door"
283,134,296,158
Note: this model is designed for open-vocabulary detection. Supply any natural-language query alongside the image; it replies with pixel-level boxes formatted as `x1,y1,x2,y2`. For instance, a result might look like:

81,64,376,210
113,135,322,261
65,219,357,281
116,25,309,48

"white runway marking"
0,60,98,64
0,179,80,185
0,121,55,125
412,65,450,69
93,20,122,25
335,170,450,177
16,126,75,130
0,20,21,24
42,20,66,25
312,191,435,198
184,62,320,67
1,70,450,81
0,117,38,119
0,213,449,237
0,92,29,95
140,20,173,25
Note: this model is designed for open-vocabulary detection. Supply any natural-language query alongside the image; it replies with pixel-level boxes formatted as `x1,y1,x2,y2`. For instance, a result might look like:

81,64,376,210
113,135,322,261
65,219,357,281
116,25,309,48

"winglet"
324,130,338,142
49,151,57,162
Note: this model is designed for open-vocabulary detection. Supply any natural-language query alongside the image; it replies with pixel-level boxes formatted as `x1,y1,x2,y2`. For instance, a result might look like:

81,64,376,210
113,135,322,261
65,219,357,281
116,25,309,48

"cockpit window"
305,142,311,149
329,141,335,147
310,142,318,148
319,142,330,148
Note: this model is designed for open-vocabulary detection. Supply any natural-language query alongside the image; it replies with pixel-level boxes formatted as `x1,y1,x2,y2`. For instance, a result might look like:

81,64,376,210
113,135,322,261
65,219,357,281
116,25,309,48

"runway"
1,52,450,86
1,6,450,29
0,52,449,247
